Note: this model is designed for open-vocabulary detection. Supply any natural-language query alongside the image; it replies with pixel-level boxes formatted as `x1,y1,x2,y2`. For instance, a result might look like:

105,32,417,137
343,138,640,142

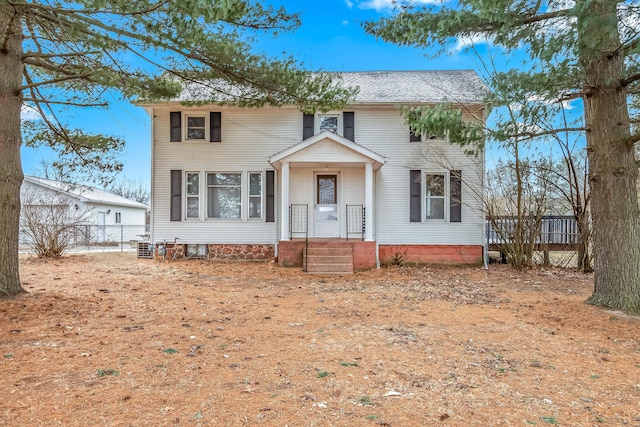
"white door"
97,211,106,242
315,174,339,237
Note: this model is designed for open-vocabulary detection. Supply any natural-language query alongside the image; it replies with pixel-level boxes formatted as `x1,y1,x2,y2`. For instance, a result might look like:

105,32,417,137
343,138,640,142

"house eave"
268,130,387,170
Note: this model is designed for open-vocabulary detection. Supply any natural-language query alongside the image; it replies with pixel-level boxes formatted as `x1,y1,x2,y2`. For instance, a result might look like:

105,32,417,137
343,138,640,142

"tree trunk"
579,0,640,313
0,5,25,297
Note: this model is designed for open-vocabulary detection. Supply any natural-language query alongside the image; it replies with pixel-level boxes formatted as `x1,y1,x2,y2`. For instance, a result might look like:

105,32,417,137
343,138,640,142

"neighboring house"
20,176,149,244
141,70,487,269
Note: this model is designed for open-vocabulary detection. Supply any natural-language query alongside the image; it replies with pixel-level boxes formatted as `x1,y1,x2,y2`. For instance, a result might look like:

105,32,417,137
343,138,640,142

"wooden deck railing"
487,215,582,249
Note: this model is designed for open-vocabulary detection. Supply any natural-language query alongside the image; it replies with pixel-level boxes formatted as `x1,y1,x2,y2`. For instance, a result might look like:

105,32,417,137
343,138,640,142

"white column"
280,162,290,241
365,162,374,241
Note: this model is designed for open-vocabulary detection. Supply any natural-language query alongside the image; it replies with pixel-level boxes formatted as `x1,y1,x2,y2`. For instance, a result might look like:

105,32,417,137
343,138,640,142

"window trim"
184,112,208,142
185,171,201,219
411,170,462,223
317,113,342,135
424,172,447,221
248,171,263,220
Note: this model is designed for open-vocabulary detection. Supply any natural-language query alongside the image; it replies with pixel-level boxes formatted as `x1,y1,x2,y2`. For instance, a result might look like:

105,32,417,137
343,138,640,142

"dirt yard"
1,253,638,426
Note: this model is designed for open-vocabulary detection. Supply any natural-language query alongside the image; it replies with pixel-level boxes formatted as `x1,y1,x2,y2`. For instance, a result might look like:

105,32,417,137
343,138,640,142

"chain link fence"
20,224,149,254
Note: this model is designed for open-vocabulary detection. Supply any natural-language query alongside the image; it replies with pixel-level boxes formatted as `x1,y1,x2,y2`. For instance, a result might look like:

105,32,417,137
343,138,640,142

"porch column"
280,162,290,240
365,161,374,241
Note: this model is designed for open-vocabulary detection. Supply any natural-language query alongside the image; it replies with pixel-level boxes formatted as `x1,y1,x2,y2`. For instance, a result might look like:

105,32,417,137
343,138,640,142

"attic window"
319,115,339,133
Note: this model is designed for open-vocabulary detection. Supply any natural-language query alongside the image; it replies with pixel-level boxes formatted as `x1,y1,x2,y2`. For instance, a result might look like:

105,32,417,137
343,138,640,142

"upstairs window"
319,115,339,133
169,112,221,142
302,112,354,141
186,115,206,140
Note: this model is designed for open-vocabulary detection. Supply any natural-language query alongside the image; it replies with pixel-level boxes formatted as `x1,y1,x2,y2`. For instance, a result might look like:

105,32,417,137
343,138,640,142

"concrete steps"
304,245,353,274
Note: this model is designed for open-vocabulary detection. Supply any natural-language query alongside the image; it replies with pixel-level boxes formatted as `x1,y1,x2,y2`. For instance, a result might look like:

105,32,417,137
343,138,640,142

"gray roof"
164,70,487,106
23,176,148,210
340,70,487,104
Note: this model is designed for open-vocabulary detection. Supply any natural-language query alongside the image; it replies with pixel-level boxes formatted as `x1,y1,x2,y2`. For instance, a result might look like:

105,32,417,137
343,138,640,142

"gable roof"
339,70,487,104
269,130,387,170
23,176,149,210
152,70,487,106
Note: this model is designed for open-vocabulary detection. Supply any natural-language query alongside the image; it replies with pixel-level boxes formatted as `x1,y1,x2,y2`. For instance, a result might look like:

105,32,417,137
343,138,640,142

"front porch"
278,238,377,272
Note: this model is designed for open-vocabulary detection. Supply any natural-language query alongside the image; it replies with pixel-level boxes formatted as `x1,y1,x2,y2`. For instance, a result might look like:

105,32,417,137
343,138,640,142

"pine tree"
365,0,640,313
0,0,355,296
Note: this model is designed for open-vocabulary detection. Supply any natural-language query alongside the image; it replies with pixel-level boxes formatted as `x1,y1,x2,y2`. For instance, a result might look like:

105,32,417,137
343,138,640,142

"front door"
315,174,339,237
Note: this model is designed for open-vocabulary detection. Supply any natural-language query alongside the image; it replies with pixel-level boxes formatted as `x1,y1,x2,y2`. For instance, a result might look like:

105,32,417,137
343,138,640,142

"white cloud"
21,105,41,121
451,33,492,53
345,0,354,8
342,19,349,25
354,0,441,13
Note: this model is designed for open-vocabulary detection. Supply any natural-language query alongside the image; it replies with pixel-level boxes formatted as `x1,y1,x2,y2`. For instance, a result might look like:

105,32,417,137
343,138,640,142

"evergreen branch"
23,50,101,59
518,8,573,26
621,71,640,88
20,73,95,90
509,126,586,141
22,98,107,107
623,130,640,147
22,67,84,160
613,37,640,56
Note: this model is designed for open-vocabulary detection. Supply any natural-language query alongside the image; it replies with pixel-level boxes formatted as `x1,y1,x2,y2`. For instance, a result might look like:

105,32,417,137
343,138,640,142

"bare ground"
1,253,639,426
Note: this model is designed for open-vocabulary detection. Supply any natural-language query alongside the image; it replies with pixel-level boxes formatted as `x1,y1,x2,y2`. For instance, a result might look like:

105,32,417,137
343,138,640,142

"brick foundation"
162,243,274,261
379,244,483,265
207,244,274,261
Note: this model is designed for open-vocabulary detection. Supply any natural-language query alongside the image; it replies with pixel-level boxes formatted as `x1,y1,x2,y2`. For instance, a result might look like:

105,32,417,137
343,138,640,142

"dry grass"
1,253,638,426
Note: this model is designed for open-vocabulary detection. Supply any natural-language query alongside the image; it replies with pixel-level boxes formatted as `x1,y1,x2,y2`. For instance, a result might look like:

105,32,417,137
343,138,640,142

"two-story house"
141,70,487,272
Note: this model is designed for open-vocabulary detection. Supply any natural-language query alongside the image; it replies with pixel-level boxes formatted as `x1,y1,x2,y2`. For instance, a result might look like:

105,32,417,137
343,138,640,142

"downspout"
482,107,489,270
147,106,155,245
375,166,380,269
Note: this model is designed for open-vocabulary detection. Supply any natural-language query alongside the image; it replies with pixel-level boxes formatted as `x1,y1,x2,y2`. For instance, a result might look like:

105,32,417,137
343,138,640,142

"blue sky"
20,0,487,187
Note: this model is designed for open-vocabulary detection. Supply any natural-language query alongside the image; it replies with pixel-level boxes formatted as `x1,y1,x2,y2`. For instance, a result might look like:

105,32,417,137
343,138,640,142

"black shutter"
343,112,355,141
303,113,314,140
210,112,221,142
266,170,275,223
410,170,421,222
170,170,182,221
170,112,181,142
410,127,421,142
450,170,462,223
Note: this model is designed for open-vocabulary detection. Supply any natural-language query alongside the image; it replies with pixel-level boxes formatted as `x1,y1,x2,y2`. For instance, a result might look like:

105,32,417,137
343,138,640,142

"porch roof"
268,130,387,170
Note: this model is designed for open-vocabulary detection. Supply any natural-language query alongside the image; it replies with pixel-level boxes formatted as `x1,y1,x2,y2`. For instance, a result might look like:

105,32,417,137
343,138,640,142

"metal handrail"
289,204,309,271
346,204,365,241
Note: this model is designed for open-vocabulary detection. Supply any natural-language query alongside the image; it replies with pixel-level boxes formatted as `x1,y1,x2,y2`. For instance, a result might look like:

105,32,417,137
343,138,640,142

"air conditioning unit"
137,242,153,259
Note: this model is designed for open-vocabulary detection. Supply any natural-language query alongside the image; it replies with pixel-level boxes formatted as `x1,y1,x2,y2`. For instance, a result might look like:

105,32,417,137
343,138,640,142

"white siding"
152,107,300,243
20,181,148,244
150,105,485,246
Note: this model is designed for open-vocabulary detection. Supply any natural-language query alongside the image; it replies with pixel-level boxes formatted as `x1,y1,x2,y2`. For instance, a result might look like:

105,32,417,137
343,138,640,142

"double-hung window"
425,174,446,220
410,170,462,223
248,173,263,219
170,111,222,142
186,172,200,219
207,173,241,219
186,115,206,141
